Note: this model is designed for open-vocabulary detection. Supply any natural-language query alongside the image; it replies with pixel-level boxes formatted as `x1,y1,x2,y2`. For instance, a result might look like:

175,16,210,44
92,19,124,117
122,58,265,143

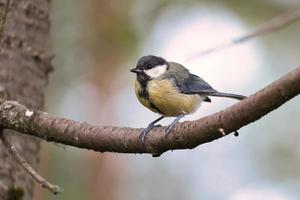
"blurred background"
34,0,300,199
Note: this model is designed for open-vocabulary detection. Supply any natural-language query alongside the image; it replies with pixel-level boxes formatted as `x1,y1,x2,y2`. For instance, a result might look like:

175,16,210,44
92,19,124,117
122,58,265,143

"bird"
130,55,246,142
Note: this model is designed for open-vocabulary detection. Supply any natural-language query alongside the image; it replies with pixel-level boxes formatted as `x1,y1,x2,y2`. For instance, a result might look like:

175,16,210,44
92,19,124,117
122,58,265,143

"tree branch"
187,8,300,60
0,131,63,194
0,66,299,156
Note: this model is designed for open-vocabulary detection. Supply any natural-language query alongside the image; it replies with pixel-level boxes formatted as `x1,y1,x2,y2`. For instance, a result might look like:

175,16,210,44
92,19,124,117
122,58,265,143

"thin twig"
186,8,300,60
0,131,63,194
0,0,11,46
0,0,63,195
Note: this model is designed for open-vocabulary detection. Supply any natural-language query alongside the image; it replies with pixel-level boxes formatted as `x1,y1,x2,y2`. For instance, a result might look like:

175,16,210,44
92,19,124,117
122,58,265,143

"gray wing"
179,73,217,94
166,62,217,95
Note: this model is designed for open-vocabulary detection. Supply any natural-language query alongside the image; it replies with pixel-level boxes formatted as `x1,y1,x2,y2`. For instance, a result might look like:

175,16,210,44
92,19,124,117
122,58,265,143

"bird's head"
130,55,168,80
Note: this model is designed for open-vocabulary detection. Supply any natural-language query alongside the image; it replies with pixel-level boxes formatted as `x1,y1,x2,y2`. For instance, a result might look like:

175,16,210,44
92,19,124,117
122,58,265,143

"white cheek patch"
144,64,167,78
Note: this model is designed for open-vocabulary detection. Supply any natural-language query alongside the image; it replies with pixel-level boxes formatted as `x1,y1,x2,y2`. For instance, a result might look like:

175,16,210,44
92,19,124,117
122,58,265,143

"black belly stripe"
139,79,149,99
138,80,164,115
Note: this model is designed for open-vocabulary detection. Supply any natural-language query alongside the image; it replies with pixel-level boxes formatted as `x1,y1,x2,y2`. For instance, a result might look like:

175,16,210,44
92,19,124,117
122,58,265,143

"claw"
139,130,148,143
139,124,161,142
164,114,185,137
165,123,175,135
139,124,157,142
139,116,164,143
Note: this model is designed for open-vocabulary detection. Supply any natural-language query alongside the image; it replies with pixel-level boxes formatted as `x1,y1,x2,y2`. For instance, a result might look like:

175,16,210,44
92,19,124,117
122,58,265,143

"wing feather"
166,62,217,95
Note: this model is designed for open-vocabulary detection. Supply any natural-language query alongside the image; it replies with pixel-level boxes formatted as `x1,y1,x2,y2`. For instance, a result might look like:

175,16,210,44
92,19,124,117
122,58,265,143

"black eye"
146,63,151,69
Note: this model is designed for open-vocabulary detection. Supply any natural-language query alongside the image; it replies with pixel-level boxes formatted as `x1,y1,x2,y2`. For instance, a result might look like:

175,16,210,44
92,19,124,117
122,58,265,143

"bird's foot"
164,114,185,137
165,123,177,136
139,124,161,143
139,116,164,143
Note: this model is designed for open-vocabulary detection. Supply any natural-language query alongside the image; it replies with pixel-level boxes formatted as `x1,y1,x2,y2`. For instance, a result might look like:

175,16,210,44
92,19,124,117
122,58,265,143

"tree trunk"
0,0,51,199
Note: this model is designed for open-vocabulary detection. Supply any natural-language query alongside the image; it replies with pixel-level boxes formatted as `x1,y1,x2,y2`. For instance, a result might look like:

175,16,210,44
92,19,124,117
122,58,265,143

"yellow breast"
134,79,202,117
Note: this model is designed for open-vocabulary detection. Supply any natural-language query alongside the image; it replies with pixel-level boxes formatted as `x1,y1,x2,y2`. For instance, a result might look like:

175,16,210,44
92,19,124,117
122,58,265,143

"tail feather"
210,92,246,100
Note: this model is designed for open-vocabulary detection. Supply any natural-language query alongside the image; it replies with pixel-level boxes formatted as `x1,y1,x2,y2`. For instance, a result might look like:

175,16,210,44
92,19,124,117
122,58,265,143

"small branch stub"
218,128,226,136
234,131,239,137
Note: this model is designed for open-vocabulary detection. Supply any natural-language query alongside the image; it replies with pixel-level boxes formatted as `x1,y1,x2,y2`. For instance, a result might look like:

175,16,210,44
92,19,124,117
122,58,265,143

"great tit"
130,55,246,142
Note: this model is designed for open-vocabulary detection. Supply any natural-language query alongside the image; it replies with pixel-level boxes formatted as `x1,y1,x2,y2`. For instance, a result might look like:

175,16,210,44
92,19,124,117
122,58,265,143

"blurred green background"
34,0,300,199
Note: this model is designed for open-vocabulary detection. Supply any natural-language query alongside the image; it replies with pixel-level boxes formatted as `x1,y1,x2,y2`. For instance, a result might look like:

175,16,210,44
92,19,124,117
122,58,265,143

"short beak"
130,68,141,73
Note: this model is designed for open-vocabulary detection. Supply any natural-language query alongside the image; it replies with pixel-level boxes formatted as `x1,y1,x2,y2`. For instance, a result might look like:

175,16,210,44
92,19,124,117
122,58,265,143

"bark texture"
0,0,51,199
